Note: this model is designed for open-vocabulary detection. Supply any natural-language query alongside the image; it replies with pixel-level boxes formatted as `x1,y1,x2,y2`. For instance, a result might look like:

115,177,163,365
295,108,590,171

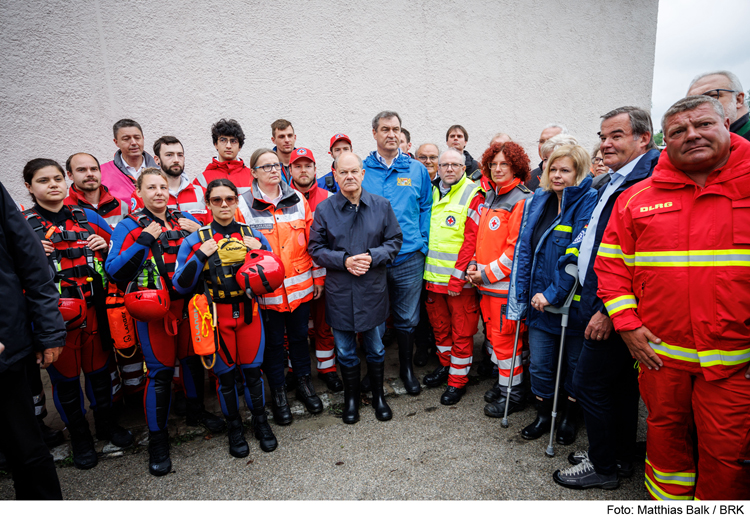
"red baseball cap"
329,133,352,150
290,147,315,165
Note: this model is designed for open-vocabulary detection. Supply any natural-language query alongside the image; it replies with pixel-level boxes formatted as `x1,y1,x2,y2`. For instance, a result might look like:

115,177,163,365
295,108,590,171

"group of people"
1,69,749,501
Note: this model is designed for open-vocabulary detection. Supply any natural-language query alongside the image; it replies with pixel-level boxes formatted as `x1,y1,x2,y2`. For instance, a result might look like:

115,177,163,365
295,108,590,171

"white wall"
0,0,658,205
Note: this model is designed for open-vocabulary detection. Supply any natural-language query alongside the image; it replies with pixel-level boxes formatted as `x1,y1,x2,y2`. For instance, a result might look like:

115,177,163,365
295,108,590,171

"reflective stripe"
428,249,459,261
481,280,510,291
449,366,471,375
122,363,143,373
499,373,523,385
497,355,522,369
284,270,312,288
651,340,750,367
287,285,314,303
565,247,579,256
597,243,635,266
436,345,451,353
645,475,694,501
646,458,696,486
112,383,122,394
259,294,284,306
34,405,44,415
459,182,478,206
316,349,334,359
317,357,336,370
598,245,750,267
124,378,144,386
573,295,581,302
274,210,305,223
604,295,638,315
490,260,504,280
450,356,472,366
452,268,465,280
467,208,480,224
499,253,513,270
312,268,326,278
425,263,456,276
553,225,572,233
32,393,43,404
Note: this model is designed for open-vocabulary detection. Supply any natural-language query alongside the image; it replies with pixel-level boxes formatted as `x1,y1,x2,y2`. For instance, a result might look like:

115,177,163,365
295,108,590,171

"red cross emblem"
489,216,501,231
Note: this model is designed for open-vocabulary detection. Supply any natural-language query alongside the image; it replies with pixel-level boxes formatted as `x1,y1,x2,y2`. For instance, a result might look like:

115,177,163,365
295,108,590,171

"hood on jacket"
204,157,248,174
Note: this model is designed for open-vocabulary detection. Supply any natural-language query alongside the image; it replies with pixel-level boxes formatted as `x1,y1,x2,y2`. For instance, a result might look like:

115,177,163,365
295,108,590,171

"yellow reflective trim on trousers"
651,340,750,366
604,295,638,315
553,225,572,233
565,247,579,256
646,458,696,485
645,475,694,501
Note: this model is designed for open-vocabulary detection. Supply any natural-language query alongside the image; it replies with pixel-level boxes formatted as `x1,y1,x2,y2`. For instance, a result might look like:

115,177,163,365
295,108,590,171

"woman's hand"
178,218,201,233
86,234,108,252
200,239,218,257
466,264,482,285
41,240,54,256
243,236,262,250
530,293,550,312
142,222,162,240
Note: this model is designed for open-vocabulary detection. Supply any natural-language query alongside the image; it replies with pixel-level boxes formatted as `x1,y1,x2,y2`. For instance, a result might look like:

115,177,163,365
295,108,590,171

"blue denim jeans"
331,323,386,368
386,251,425,332
528,326,584,400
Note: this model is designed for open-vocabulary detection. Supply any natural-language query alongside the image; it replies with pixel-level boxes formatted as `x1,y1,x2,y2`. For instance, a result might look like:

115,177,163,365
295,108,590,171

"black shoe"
340,363,361,425
553,460,619,490
227,418,249,458
440,386,465,405
38,418,65,448
94,410,135,448
172,391,186,417
423,365,449,387
484,381,504,403
360,371,371,393
252,414,278,452
318,371,343,392
148,429,171,477
555,399,579,445
396,330,420,395
521,397,553,440
271,386,293,425
68,421,98,470
484,396,525,418
186,400,227,434
367,361,392,421
414,346,430,367
295,375,323,414
566,450,635,478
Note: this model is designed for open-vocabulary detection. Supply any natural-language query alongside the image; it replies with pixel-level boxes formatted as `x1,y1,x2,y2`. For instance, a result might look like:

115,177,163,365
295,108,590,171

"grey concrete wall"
0,0,658,205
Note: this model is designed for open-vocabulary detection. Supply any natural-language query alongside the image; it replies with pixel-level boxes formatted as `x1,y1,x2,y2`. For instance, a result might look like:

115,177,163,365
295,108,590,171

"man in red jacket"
595,95,750,500
288,147,343,392
195,119,253,195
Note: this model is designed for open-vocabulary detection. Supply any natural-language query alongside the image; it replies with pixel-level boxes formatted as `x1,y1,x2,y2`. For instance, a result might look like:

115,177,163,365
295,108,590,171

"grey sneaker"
567,451,634,478
553,460,620,490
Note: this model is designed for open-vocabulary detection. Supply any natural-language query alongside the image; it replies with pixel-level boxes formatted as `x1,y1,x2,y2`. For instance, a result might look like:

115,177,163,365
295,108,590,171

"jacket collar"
250,176,300,210
205,157,247,173
365,150,412,171
68,183,118,207
332,187,372,209
291,176,320,199
113,150,157,175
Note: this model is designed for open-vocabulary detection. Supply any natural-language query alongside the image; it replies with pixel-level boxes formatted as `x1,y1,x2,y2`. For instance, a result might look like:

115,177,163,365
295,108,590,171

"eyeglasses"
438,163,464,170
209,196,238,206
218,137,239,145
592,157,604,164
253,163,281,173
418,155,438,161
489,162,510,169
701,89,736,100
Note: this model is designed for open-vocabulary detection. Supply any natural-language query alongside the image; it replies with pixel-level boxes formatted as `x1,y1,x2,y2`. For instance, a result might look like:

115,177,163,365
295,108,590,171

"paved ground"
0,336,649,501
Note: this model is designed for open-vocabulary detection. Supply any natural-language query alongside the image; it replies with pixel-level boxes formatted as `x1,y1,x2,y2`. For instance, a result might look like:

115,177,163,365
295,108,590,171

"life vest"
197,224,253,301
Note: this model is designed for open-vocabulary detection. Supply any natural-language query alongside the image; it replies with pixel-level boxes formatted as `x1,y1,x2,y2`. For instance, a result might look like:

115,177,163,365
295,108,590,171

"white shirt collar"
259,184,283,207
609,153,645,182
376,149,403,168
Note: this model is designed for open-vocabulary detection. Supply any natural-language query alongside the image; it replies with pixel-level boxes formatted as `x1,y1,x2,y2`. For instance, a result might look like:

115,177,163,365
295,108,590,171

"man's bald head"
333,151,363,170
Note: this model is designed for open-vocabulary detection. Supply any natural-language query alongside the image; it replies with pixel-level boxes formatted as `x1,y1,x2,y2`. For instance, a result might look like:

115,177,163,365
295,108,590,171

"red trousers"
55,305,109,378
480,295,524,386
213,300,264,370
425,289,479,388
310,294,336,373
640,364,750,500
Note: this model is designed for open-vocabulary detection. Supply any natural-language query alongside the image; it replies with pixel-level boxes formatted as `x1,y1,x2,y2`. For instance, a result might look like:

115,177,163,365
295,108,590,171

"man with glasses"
195,119,254,195
421,149,483,405
318,133,353,193
362,111,433,396
416,143,440,182
687,71,750,140
528,124,568,192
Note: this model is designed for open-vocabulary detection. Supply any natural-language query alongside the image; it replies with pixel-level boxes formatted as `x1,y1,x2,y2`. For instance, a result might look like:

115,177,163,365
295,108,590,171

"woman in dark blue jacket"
511,144,597,445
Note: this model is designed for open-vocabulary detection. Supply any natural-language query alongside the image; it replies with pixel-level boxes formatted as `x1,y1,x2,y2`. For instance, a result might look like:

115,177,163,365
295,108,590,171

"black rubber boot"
251,413,278,452
148,429,171,476
318,371,343,392
56,379,97,470
270,386,293,425
295,375,323,414
396,330,420,395
367,361,392,421
360,370,371,393
185,356,226,433
89,369,134,448
521,397,553,440
227,417,249,458
340,363,361,424
555,397,579,445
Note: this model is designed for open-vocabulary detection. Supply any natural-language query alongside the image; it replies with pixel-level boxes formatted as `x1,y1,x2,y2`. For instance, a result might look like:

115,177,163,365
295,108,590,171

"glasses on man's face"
218,137,239,145
702,89,736,100
253,163,281,173
438,163,463,170
592,157,604,164
209,195,238,206
418,155,438,162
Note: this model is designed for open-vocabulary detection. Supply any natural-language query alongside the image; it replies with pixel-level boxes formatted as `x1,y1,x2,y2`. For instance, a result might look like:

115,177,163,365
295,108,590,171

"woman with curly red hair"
466,142,532,418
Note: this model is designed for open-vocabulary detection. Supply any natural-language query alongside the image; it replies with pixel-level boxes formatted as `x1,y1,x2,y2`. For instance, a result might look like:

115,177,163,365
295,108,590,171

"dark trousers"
572,332,640,475
262,301,312,388
0,356,62,500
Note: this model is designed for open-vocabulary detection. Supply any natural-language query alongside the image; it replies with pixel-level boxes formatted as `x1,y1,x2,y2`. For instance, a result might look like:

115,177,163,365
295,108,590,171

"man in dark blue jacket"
0,182,64,499
309,152,402,424
362,111,432,395
552,107,660,491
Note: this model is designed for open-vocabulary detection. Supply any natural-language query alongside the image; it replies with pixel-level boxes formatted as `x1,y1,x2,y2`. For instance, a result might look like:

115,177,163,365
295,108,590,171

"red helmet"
124,277,171,322
236,250,285,296
58,285,87,329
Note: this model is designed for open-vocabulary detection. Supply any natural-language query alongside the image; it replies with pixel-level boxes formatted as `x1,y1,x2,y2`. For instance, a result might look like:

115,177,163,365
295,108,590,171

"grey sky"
652,0,750,131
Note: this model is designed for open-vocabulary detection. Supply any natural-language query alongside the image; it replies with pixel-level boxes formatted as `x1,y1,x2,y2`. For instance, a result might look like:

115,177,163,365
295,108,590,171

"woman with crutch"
510,144,597,444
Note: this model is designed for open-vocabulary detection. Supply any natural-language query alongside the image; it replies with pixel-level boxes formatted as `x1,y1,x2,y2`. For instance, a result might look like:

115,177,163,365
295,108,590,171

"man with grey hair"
553,106,659,491
528,123,569,191
416,143,440,182
687,70,750,140
421,148,484,405
363,111,433,395
594,95,750,500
